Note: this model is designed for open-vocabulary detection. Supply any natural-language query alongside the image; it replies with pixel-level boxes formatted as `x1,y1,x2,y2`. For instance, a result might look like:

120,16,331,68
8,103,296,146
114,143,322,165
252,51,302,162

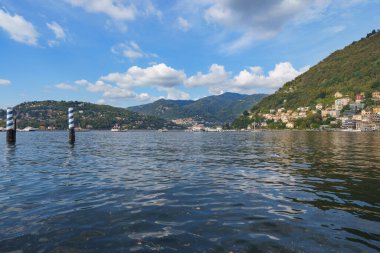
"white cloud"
74,79,113,92
326,25,346,34
111,41,157,60
66,61,307,103
186,62,309,94
103,87,136,98
177,16,191,31
55,83,78,91
47,40,59,47
203,0,332,52
105,19,128,33
72,64,187,101
47,22,66,40
0,10,38,45
143,1,162,18
186,64,229,87
136,92,153,101
46,21,66,47
101,88,155,102
101,63,186,89
65,0,162,21
86,80,113,92
65,0,136,20
231,62,309,93
160,88,191,100
96,99,107,105
0,79,11,86
75,79,91,86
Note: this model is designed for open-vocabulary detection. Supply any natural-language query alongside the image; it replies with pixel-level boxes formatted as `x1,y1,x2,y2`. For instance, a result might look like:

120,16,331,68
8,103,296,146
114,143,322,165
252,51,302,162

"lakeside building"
315,104,323,110
355,95,364,103
191,125,205,132
334,92,343,98
258,91,380,131
372,91,380,101
172,118,199,126
350,103,365,111
373,107,380,113
334,97,351,110
356,122,379,131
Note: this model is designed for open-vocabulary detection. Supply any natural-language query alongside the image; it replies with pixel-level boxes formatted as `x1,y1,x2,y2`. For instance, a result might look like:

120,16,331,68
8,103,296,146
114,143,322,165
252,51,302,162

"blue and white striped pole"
68,107,75,144
6,107,16,143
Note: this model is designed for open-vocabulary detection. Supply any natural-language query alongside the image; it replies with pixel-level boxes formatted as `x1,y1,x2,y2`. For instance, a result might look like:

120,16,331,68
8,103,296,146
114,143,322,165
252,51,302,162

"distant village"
254,91,380,131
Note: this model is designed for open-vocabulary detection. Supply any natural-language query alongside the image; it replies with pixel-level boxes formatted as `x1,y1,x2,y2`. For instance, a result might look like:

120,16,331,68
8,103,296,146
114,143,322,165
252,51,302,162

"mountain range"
128,92,267,126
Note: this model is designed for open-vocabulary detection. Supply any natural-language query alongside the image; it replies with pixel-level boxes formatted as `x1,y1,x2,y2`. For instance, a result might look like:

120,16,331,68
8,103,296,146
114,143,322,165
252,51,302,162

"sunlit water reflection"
0,131,379,252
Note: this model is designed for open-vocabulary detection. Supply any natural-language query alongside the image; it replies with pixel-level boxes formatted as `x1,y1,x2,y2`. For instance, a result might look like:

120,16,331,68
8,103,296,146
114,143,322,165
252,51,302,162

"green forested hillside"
0,101,182,130
129,92,267,125
231,30,380,129
251,30,380,112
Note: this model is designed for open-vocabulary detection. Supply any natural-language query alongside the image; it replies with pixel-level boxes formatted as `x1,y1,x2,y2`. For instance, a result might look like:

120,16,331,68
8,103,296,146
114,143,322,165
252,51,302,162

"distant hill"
128,92,268,125
253,30,380,113
0,101,182,130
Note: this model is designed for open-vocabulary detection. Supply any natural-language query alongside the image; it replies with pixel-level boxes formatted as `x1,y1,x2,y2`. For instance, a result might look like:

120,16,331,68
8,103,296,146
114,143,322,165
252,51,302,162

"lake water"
0,131,379,252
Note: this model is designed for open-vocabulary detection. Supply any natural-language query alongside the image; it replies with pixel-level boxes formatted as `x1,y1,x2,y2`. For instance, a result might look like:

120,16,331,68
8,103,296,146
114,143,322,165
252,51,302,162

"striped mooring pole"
68,107,75,144
6,107,16,144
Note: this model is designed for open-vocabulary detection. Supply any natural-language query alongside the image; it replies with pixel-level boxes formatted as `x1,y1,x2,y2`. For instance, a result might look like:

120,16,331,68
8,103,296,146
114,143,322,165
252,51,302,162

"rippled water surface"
0,131,379,252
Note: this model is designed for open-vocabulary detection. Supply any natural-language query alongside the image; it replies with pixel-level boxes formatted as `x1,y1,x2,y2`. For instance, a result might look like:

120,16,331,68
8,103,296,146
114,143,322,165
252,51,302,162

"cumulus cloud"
160,88,191,100
71,64,187,101
65,0,136,20
186,62,309,94
75,79,112,93
103,87,136,98
67,61,306,103
0,9,38,45
111,41,158,60
203,0,332,52
230,62,309,93
101,63,186,89
186,64,229,87
86,80,113,92
136,92,153,101
74,79,91,86
0,79,11,86
177,16,191,31
55,83,78,91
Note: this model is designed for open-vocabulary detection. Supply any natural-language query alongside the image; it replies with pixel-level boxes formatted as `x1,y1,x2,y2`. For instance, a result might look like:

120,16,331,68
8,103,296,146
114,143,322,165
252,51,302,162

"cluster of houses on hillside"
255,91,380,131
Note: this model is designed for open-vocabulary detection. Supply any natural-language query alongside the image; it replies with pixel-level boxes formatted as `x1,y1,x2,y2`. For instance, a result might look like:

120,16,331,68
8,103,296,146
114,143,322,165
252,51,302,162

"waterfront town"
251,91,380,131
1,91,379,132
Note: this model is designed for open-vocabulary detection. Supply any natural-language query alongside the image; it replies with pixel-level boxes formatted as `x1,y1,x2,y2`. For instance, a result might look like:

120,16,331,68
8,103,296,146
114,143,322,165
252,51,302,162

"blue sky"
0,0,379,108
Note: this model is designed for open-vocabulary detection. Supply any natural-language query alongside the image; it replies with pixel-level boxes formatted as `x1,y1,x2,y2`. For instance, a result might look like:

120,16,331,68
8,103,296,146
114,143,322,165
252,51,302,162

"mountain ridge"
128,92,268,126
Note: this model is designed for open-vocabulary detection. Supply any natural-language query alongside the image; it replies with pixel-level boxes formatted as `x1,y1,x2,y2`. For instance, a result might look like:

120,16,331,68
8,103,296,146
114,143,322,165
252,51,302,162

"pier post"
68,107,75,144
6,108,16,144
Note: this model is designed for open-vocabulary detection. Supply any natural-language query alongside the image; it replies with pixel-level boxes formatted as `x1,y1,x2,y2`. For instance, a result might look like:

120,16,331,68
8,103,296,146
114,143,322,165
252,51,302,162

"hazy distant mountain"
0,101,182,130
128,92,267,125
